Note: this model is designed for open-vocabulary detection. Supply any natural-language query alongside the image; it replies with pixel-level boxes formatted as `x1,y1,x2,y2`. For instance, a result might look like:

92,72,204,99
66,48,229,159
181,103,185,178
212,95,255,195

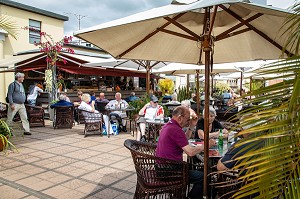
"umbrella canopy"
74,0,296,196
75,0,294,65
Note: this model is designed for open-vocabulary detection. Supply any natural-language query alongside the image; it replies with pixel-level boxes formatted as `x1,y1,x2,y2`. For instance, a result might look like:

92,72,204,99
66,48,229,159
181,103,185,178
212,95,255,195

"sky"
12,0,296,37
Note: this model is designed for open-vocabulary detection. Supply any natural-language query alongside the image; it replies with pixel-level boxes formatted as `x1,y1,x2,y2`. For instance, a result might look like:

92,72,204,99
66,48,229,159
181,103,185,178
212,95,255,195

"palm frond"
0,15,18,39
282,1,300,56
231,56,300,198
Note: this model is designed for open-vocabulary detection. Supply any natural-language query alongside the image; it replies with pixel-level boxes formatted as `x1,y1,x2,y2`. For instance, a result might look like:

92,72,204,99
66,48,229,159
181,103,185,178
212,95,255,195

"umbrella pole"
240,71,243,96
146,64,150,95
187,74,190,92
196,70,200,115
203,35,211,198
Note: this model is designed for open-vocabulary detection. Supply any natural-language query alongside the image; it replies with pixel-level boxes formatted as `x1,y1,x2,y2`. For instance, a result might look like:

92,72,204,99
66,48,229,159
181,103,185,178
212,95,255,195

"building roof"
0,0,68,21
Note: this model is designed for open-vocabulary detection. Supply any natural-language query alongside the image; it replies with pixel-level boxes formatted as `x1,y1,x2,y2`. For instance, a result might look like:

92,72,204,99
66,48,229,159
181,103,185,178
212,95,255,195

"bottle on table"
218,129,224,154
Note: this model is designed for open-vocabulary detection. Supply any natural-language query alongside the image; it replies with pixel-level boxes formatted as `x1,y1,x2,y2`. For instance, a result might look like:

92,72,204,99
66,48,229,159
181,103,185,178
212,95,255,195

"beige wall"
0,4,66,102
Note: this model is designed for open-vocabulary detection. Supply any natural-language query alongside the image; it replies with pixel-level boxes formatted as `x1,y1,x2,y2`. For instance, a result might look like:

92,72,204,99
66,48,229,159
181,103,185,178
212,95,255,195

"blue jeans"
189,170,204,199
27,99,36,106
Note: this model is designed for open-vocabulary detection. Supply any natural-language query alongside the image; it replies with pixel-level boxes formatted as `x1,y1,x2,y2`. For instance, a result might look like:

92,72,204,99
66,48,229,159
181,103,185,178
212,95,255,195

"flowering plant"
24,26,74,67
23,27,74,96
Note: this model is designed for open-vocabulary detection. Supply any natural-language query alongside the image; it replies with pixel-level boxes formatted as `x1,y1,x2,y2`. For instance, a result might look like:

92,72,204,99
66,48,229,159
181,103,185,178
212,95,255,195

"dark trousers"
189,170,204,199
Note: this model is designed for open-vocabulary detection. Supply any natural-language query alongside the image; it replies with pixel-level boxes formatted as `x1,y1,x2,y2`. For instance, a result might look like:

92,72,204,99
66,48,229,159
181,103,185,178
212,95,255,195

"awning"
0,51,154,78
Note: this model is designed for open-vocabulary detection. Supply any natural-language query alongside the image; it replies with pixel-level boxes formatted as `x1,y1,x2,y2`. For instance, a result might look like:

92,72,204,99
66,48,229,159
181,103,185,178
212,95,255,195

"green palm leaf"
0,15,18,39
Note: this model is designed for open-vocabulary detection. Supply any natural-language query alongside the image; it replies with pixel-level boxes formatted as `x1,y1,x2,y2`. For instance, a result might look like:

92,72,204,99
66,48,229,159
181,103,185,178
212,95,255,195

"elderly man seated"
106,92,129,132
136,95,164,141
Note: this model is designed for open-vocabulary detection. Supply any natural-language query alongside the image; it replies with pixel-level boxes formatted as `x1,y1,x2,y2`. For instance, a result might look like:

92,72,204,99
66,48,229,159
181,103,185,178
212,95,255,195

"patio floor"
0,120,137,199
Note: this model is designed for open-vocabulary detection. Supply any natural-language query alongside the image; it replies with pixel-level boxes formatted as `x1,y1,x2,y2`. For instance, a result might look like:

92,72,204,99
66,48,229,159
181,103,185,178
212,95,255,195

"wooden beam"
117,13,186,58
219,4,293,56
160,29,198,41
216,13,263,41
217,28,251,41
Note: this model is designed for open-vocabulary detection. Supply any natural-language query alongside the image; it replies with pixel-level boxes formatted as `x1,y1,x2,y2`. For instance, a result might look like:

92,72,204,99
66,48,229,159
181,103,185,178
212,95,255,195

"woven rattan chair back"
124,139,189,199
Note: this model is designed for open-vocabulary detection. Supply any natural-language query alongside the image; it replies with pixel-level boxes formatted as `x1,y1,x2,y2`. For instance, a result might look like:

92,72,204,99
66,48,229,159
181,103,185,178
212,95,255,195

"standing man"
7,72,31,135
156,106,215,199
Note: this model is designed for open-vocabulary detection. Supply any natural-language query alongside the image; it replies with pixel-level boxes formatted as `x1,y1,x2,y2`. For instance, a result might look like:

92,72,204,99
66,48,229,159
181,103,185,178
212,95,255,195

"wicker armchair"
0,102,8,119
25,104,45,127
124,139,189,199
95,101,109,115
78,109,102,137
209,170,243,199
53,106,74,129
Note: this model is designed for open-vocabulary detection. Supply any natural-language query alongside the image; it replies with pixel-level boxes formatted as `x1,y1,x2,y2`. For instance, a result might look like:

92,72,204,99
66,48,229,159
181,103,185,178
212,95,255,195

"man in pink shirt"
156,106,215,199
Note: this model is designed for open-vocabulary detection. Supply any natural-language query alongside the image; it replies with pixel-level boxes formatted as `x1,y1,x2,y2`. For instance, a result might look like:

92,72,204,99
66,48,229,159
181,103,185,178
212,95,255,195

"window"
29,19,41,44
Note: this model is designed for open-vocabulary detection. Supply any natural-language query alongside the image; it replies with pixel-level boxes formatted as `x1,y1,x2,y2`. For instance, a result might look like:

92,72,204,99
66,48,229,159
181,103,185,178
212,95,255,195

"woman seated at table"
195,106,228,140
136,95,164,141
78,93,102,123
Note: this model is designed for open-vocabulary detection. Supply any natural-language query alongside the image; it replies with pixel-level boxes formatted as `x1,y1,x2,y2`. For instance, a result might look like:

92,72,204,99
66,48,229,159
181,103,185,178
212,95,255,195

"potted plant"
0,119,15,153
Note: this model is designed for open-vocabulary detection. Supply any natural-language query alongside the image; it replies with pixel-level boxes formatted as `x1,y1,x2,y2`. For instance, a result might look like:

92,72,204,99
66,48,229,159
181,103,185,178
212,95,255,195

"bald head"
172,106,191,128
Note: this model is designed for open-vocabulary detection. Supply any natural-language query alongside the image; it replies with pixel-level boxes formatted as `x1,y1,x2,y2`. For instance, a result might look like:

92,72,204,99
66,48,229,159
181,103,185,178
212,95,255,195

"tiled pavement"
0,120,137,199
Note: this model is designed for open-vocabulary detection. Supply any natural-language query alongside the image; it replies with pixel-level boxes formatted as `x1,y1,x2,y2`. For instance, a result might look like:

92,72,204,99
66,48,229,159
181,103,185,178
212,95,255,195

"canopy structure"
0,52,152,78
74,0,296,196
86,59,167,93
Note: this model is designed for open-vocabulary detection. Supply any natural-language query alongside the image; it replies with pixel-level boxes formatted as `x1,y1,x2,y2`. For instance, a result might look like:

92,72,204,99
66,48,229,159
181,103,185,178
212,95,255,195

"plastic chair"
124,139,189,199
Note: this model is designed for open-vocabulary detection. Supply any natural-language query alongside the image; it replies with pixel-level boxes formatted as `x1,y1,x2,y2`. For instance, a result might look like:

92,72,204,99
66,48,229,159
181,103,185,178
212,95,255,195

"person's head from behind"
15,72,25,83
99,92,105,99
58,94,66,101
203,106,217,124
150,95,159,107
131,92,135,96
181,100,191,108
192,95,197,102
81,93,91,104
115,92,121,101
90,91,95,96
172,106,190,128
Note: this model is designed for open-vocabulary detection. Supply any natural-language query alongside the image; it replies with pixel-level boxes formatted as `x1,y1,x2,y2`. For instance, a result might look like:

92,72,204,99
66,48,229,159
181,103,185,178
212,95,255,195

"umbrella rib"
219,4,293,56
215,13,263,41
218,28,252,41
163,16,201,40
160,29,198,41
114,60,129,68
117,12,186,58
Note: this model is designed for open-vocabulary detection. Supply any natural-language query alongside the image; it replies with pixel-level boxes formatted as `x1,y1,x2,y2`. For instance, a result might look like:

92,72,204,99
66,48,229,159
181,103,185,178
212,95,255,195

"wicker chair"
25,104,45,127
78,109,102,137
0,102,8,119
53,106,74,129
124,139,189,199
209,170,243,199
95,101,109,115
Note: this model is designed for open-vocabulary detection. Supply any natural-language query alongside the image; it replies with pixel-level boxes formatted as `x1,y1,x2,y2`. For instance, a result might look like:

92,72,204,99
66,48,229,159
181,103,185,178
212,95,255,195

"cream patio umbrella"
74,0,295,196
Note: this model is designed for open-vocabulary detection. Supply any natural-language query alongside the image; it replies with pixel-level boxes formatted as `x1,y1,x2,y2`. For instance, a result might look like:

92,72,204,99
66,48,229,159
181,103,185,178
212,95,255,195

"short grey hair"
58,94,66,101
15,72,25,79
203,106,217,117
181,100,191,107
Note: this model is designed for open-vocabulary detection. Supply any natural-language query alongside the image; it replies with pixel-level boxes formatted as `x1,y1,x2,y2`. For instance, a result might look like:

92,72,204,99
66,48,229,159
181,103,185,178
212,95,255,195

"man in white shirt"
136,95,164,141
106,92,129,132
